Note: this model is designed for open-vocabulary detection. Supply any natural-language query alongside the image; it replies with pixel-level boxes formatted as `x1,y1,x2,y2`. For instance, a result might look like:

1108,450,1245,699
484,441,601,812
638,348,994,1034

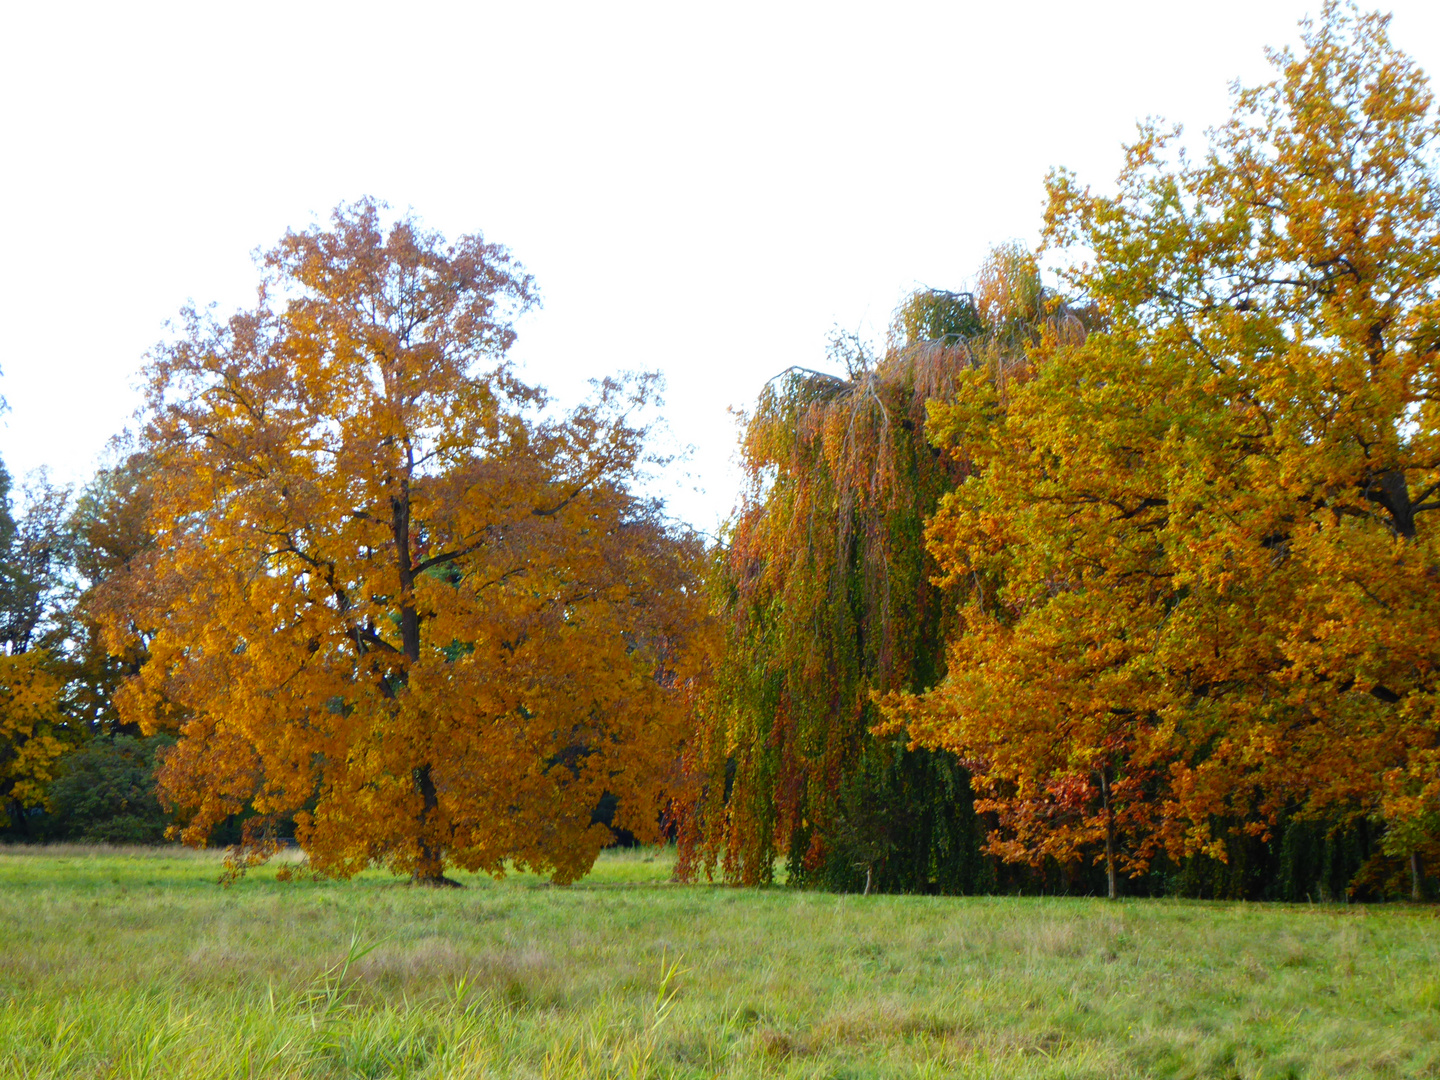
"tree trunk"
1412,850,1423,903
1372,470,1417,539
1099,769,1118,900
410,863,461,888
4,797,28,838
391,490,421,666
410,763,460,887
391,482,459,887
1105,829,1117,900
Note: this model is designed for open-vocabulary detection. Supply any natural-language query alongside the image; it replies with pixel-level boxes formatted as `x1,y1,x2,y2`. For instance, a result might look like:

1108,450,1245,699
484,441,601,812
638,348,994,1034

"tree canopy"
882,4,1440,899
96,200,708,884
676,248,1075,893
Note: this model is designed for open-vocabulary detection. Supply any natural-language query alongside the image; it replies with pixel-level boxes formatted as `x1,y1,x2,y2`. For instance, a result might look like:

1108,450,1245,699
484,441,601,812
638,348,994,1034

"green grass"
1,846,1437,1078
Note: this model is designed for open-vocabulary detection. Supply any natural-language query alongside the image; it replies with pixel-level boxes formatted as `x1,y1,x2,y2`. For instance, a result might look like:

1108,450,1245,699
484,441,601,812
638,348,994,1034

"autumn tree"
66,448,161,734
0,650,68,833
97,200,707,885
0,469,73,657
883,5,1440,899
0,462,72,834
677,250,1071,893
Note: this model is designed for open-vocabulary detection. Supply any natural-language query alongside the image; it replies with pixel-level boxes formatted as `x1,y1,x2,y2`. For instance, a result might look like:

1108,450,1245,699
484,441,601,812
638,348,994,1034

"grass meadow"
0,846,1437,1079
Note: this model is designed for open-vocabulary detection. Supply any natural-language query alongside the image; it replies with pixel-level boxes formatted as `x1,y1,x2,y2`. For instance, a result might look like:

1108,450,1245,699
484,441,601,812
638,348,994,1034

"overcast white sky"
2,2,1437,532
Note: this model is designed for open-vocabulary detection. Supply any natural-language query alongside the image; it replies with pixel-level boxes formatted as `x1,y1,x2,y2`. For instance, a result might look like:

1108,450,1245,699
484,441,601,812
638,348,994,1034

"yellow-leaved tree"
0,650,67,832
883,4,1440,899
98,200,708,885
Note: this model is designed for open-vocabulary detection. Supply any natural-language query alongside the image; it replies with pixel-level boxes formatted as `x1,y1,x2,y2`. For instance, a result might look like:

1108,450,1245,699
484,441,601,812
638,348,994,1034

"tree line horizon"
2,4,1437,900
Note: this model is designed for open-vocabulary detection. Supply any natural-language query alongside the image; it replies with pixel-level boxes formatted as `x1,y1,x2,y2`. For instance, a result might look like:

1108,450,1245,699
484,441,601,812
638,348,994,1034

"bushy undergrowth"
1,847,1437,1078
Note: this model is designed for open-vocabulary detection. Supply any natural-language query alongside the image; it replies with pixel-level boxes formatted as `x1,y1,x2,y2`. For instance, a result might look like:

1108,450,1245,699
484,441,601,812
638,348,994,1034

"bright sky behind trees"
3,1,1439,531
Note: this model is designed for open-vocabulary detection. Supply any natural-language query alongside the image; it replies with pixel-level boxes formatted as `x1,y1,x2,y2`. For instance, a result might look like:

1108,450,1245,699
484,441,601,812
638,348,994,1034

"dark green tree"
43,734,175,843
64,449,158,734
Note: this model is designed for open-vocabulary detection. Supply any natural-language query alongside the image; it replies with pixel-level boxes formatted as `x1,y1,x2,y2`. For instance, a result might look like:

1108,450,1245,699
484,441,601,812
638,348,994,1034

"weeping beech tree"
676,247,1076,892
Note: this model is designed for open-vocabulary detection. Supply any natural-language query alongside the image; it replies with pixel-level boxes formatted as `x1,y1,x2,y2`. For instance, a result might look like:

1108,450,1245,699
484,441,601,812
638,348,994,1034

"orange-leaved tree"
97,200,708,885
883,4,1440,899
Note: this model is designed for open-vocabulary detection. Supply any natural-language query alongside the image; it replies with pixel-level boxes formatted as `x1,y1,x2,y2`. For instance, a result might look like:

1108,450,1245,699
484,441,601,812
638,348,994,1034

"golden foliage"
882,4,1440,897
96,200,708,884
0,650,68,821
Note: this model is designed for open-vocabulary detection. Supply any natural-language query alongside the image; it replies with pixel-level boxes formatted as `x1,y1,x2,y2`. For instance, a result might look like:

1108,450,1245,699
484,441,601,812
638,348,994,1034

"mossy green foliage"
681,292,995,893
2,847,1438,1078
679,256,1103,896
38,734,175,844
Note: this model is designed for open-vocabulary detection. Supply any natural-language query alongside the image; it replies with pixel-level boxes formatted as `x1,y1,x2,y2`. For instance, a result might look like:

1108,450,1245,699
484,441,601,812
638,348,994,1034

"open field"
0,847,1437,1079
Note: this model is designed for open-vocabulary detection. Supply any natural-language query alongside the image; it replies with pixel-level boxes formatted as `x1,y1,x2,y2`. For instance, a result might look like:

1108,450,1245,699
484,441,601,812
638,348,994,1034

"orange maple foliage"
882,5,1440,898
97,201,708,884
